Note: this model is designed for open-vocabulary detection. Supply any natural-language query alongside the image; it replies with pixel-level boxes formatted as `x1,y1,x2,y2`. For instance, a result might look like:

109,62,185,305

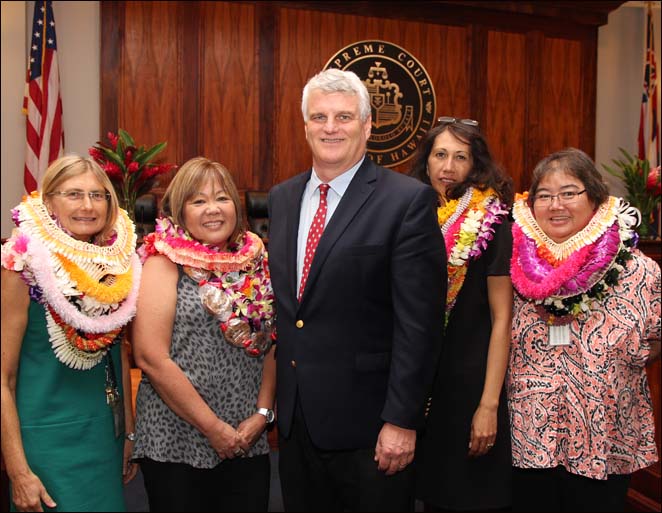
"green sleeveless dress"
12,300,126,512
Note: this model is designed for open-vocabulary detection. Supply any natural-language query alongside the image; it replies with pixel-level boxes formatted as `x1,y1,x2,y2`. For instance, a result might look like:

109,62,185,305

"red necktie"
299,184,330,301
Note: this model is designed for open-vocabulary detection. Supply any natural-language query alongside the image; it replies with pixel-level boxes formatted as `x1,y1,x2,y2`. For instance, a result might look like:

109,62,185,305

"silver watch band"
256,407,274,423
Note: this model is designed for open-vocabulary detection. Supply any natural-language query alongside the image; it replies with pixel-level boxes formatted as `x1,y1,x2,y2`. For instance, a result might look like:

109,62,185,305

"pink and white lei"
510,196,638,324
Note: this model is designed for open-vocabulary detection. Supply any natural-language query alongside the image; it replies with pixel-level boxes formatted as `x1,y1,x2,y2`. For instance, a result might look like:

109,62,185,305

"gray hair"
301,69,371,122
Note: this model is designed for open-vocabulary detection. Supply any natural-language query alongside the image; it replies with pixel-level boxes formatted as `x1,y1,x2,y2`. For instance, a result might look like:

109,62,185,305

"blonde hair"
161,157,245,244
41,155,119,242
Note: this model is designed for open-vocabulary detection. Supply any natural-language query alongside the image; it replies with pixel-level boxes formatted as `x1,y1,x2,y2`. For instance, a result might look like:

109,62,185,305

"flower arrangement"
89,129,177,221
602,148,661,238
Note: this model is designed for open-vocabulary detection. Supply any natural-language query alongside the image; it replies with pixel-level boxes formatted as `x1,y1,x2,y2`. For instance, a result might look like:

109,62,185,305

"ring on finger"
486,443,494,448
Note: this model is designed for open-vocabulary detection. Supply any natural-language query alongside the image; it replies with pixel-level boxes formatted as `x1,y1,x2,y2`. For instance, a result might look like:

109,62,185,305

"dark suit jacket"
268,157,446,450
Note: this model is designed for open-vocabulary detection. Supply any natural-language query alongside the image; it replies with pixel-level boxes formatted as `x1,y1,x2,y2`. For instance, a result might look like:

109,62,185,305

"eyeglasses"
437,116,479,127
49,190,111,202
533,190,586,205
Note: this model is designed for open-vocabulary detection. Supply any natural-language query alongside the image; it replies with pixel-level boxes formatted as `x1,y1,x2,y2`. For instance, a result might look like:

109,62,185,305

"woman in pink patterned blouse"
509,148,661,512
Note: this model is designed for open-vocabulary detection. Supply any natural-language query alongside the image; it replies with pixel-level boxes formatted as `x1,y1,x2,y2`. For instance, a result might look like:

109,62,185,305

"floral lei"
0,192,140,370
139,217,275,356
438,187,509,323
510,195,639,325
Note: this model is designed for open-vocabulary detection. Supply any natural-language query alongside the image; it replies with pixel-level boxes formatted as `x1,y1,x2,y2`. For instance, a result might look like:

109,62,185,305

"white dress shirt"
296,157,364,297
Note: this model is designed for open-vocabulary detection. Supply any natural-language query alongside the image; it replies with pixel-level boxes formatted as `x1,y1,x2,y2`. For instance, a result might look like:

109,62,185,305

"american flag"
637,3,659,168
23,0,64,193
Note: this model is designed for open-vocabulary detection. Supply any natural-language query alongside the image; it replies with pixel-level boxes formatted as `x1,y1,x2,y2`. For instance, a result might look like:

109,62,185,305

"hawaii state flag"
23,0,64,193
638,3,659,168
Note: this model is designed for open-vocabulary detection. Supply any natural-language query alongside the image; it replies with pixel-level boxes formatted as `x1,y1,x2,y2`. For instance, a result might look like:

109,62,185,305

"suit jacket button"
291,360,297,368
295,320,304,328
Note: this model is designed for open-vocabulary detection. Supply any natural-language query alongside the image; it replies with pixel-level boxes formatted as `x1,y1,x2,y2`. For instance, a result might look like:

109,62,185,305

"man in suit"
268,68,446,511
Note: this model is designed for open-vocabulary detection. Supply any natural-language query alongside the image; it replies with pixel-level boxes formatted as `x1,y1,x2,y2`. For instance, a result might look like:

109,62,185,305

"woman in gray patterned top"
131,157,276,512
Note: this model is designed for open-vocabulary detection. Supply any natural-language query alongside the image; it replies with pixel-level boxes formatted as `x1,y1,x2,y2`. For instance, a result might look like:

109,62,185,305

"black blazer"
268,158,446,450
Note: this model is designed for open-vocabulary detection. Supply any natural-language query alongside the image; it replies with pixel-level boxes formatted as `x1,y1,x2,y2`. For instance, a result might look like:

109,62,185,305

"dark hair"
528,148,608,208
409,121,514,206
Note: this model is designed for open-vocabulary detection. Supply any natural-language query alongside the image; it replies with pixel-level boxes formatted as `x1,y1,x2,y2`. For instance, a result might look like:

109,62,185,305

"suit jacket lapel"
299,159,377,304
286,172,310,302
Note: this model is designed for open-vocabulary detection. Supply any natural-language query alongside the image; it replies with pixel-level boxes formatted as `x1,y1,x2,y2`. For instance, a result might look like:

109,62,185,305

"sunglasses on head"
437,116,479,127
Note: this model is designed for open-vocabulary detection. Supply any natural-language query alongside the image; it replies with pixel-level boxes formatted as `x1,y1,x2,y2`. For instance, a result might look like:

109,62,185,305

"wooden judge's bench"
628,239,662,512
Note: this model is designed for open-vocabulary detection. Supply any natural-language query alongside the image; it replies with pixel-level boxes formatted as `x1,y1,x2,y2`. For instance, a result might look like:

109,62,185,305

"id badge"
107,387,125,438
549,324,571,346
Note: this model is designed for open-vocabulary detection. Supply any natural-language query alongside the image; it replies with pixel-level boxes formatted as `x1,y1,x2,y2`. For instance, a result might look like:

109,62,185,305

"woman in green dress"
1,156,140,511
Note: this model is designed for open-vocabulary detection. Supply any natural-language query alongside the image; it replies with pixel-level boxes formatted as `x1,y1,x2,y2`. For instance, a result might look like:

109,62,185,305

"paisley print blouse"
508,250,661,480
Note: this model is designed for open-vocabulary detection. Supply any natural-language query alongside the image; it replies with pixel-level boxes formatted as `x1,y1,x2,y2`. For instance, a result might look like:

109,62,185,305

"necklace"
511,196,637,327
140,217,275,356
1,192,140,369
437,187,508,323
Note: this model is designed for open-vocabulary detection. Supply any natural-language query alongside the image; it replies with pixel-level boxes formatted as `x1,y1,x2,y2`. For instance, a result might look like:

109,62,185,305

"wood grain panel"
200,1,258,190
540,37,583,156
275,7,469,182
579,31,598,158
522,30,545,193
256,3,278,191
100,1,122,140
486,30,527,193
118,2,185,162
120,1,184,180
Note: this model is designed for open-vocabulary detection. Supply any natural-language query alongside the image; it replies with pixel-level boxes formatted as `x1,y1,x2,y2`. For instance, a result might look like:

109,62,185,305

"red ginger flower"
89,129,177,220
646,166,661,197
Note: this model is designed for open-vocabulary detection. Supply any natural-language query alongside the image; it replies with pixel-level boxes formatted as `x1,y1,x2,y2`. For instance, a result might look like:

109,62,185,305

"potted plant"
602,148,661,239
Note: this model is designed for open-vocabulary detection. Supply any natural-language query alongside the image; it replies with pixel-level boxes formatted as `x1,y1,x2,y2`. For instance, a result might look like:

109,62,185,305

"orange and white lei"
1,192,140,370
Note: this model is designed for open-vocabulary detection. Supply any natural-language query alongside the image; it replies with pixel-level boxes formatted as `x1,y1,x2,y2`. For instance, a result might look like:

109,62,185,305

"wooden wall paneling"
200,1,258,192
119,1,187,197
275,7,471,182
180,2,201,165
579,31,598,158
539,36,583,157
274,7,316,185
485,30,527,193
469,24,487,127
270,1,623,37
256,2,278,192
100,1,123,141
429,24,472,142
523,30,544,193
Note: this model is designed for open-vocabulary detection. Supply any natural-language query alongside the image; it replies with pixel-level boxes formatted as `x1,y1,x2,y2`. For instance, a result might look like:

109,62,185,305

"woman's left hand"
236,413,268,452
468,403,497,458
123,440,139,484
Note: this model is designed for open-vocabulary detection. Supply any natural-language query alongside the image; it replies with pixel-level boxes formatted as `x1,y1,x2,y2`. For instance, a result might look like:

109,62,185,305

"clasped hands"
208,413,268,460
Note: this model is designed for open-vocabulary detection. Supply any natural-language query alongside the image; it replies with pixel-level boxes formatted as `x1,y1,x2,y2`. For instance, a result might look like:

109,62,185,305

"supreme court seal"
324,40,436,168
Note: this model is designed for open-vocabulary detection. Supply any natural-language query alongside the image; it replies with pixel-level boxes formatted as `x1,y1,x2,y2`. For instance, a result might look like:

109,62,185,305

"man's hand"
374,422,416,476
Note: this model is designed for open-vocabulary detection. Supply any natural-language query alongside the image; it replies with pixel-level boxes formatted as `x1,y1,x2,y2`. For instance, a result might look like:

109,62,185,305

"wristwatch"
256,407,275,424
125,432,136,441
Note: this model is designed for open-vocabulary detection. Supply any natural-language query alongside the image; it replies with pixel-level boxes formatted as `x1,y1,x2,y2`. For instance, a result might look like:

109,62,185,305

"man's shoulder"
270,170,310,196
368,160,432,195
